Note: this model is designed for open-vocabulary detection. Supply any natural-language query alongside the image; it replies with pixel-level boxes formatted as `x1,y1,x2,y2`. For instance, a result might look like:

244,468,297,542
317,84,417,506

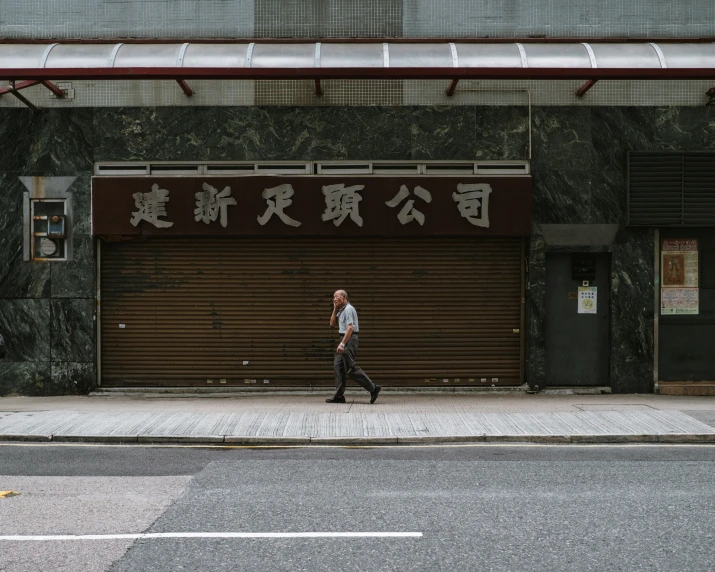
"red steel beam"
0,79,64,97
0,79,40,96
445,79,459,96
576,79,598,97
41,80,65,97
176,79,193,96
4,82,39,111
1,67,715,81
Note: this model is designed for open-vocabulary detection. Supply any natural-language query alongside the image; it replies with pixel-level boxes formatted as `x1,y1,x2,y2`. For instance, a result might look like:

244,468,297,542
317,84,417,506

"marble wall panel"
71,174,93,236
474,107,530,161
0,233,51,299
94,107,351,162
0,362,52,396
653,107,715,151
0,299,50,361
22,109,94,175
227,107,334,160
50,298,94,363
93,107,219,162
0,110,34,174
51,362,96,395
591,170,627,225
610,229,655,394
410,107,476,160
531,107,594,172
51,235,95,298
531,170,592,225
526,228,547,389
591,108,655,172
0,175,52,299
308,107,412,160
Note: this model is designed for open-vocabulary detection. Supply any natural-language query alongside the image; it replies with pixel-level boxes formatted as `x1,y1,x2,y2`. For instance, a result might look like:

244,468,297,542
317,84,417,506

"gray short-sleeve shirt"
337,303,359,334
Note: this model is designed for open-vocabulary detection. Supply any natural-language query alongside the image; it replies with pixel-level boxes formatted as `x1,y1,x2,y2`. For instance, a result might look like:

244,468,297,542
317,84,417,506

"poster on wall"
661,239,699,315
577,286,597,314
661,288,699,315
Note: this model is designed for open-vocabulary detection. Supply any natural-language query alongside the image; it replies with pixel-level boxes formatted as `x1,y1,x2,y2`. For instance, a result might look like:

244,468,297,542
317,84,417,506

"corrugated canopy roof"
1,42,714,80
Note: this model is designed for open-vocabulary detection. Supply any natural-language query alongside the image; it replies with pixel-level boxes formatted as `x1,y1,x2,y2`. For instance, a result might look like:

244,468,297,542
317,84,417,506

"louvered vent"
628,152,715,227
683,154,715,226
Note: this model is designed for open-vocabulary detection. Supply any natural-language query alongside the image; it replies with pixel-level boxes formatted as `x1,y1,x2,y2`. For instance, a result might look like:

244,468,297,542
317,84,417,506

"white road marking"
0,532,422,541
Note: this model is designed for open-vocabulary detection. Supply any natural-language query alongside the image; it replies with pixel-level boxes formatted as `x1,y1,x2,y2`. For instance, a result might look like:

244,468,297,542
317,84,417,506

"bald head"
333,290,348,308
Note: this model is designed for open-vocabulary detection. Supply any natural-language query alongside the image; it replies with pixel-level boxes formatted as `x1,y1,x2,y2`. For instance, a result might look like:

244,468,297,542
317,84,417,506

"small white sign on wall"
578,287,597,314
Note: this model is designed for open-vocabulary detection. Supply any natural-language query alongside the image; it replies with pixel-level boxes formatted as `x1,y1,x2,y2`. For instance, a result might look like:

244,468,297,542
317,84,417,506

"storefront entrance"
545,253,611,386
100,236,525,387
659,229,715,383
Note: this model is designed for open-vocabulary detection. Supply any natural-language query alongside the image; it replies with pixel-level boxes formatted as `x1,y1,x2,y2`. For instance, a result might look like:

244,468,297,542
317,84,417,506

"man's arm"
330,306,338,327
341,324,354,346
337,323,353,353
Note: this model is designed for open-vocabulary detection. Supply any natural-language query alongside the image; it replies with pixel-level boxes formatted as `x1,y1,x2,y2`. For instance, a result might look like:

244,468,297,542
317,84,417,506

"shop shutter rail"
101,237,524,387
628,151,715,226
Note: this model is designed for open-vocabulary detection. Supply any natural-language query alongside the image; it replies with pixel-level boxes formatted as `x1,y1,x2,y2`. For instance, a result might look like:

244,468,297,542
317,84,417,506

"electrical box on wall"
20,176,77,263
31,200,68,260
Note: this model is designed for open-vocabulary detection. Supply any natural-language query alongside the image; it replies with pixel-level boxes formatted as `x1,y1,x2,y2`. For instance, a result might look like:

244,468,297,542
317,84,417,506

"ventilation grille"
628,152,715,227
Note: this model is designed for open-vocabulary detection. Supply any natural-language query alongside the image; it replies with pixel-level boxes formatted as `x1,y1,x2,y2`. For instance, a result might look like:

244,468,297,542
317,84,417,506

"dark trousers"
333,334,376,397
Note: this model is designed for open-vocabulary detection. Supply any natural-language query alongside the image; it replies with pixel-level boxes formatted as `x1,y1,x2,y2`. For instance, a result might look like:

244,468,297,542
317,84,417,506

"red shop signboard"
92,176,532,238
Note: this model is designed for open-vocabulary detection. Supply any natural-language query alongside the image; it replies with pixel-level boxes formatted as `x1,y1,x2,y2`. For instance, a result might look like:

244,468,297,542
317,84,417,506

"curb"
224,436,311,445
0,434,52,442
310,437,398,445
1,433,715,445
52,434,140,443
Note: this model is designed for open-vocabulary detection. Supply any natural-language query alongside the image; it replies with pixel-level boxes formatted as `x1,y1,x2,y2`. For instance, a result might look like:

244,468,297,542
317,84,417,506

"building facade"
1,1,715,395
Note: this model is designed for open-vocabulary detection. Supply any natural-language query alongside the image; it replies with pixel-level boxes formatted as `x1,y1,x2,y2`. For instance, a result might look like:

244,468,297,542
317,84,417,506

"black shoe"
326,396,346,403
370,385,382,404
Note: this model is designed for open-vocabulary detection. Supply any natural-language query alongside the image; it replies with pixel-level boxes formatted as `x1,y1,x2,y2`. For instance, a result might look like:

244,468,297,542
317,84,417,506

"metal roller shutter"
100,237,524,387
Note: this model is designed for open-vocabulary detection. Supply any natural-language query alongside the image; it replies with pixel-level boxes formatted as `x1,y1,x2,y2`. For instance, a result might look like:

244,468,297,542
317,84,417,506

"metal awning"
1,42,714,106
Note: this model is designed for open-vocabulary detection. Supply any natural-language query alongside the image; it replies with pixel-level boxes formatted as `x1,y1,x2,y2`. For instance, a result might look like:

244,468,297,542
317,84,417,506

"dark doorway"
659,229,715,381
545,253,610,386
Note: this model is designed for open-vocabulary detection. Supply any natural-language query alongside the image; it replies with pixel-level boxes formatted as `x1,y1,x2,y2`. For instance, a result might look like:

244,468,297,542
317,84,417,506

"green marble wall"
2,106,715,394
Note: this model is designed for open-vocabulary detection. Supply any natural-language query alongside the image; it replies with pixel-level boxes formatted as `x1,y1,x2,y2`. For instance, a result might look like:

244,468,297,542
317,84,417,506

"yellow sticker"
0,491,20,498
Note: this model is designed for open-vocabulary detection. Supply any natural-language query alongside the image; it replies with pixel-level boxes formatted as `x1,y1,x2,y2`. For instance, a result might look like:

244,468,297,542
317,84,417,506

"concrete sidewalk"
1,392,714,445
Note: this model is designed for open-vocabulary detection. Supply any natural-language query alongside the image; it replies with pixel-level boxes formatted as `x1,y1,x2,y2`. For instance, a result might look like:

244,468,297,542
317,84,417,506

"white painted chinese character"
321,184,364,227
257,184,302,227
130,184,174,228
385,185,432,226
194,183,237,228
452,183,492,228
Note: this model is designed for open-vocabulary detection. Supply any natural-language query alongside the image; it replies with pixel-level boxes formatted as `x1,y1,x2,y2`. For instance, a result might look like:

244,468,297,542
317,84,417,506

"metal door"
545,253,610,386
100,236,525,387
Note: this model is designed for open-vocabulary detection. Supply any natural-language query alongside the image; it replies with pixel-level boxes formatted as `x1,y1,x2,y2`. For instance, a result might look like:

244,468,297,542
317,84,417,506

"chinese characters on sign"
321,184,365,227
661,239,699,315
385,185,432,226
452,183,492,228
130,184,174,228
128,181,495,230
194,183,236,228
257,184,302,227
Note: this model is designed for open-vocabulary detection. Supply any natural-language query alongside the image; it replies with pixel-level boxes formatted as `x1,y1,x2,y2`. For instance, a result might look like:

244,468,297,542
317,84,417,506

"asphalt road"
1,444,714,571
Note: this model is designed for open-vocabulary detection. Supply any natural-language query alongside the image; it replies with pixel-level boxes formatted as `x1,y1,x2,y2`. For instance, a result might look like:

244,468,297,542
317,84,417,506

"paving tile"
1,401,715,443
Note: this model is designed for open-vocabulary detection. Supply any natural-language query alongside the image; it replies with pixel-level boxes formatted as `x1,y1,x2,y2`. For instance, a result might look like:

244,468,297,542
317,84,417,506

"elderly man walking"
326,290,381,404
